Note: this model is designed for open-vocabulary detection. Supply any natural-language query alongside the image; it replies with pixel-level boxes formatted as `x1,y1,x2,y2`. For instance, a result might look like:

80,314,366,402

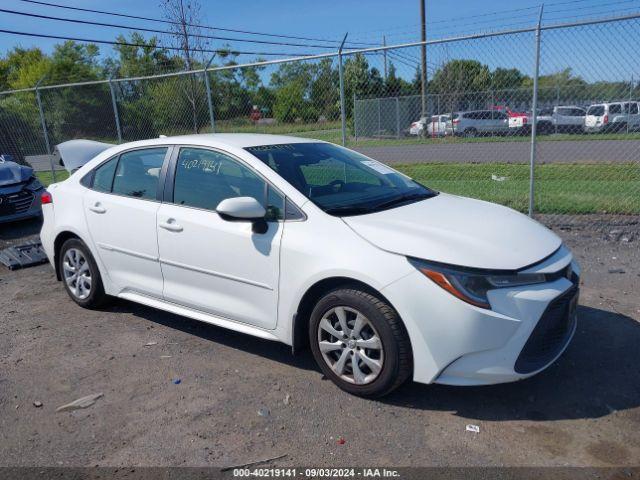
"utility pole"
420,0,427,117
383,35,388,80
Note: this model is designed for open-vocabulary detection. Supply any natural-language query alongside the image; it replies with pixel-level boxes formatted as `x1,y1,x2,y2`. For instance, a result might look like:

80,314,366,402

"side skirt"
118,291,281,342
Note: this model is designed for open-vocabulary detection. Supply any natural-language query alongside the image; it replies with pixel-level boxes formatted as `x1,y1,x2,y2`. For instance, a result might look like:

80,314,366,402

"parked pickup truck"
535,106,586,134
491,106,530,132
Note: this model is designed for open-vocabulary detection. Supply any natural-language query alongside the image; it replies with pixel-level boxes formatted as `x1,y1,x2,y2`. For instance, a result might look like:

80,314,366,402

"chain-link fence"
0,13,638,235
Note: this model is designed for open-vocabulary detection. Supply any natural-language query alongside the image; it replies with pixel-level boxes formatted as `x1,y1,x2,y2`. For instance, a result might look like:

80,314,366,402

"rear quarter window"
92,157,118,192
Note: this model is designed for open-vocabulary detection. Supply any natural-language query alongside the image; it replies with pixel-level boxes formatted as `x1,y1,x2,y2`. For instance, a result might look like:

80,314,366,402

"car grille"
514,283,579,374
4,189,34,214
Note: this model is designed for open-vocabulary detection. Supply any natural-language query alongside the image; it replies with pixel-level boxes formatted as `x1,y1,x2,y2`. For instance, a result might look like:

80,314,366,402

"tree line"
1,35,637,160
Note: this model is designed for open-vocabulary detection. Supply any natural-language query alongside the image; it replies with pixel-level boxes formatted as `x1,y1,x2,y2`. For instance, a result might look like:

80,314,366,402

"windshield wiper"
371,192,434,212
324,205,374,216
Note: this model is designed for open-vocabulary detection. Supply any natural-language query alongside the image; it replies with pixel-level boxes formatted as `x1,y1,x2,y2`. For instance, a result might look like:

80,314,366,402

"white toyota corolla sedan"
40,134,580,397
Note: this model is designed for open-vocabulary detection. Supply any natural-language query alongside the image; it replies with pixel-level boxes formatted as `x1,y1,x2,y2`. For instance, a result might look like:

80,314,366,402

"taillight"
522,117,528,124
453,119,460,124
603,114,609,124
41,191,52,205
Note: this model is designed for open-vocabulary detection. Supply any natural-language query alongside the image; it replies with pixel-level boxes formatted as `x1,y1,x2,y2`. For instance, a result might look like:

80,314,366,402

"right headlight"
409,258,547,309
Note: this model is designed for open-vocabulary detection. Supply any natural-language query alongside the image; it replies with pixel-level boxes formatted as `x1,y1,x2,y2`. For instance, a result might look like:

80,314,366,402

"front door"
83,147,169,297
156,147,285,330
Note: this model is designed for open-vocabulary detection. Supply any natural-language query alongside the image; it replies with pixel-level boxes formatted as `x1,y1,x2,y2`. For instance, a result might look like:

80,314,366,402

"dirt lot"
0,217,639,468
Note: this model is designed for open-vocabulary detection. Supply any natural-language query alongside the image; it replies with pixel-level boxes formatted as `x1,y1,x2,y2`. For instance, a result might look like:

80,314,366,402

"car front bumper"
381,246,579,386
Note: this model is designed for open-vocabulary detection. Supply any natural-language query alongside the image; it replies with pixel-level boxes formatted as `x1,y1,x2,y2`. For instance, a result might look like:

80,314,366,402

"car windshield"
245,143,437,216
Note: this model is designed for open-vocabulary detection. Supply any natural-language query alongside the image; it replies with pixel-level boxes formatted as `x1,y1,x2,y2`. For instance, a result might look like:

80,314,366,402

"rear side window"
92,157,118,192
628,103,639,114
609,104,622,114
588,105,605,116
111,148,167,200
571,108,586,116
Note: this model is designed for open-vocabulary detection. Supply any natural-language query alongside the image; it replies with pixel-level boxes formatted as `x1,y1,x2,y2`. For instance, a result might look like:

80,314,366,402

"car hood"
342,193,562,270
0,160,33,187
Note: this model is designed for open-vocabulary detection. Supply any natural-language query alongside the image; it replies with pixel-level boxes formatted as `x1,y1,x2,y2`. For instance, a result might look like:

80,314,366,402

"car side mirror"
216,196,268,234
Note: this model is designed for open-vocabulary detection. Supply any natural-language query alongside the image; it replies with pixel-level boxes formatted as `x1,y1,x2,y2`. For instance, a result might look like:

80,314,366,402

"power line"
350,4,538,40
0,28,318,57
15,0,343,45
546,0,640,15
0,7,342,50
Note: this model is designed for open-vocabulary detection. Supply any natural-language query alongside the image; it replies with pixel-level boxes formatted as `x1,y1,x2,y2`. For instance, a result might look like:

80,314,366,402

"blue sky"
1,0,638,82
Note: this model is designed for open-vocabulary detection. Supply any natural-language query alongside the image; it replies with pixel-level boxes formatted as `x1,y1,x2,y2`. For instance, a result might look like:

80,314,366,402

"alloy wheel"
317,306,384,385
62,248,92,300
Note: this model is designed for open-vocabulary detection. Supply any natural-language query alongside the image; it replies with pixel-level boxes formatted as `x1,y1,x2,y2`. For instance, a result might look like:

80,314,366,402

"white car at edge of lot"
584,101,640,133
40,134,580,397
409,115,450,137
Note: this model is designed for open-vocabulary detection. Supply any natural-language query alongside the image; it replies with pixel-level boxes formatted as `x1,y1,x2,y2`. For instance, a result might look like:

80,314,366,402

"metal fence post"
377,98,381,136
353,94,358,142
204,69,216,133
627,75,634,134
35,80,55,182
395,97,400,139
338,34,348,146
528,6,544,218
555,82,560,134
108,80,123,143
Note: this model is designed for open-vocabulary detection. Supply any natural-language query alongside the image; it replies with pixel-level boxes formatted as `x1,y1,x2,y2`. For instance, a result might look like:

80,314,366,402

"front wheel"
309,288,412,398
59,238,109,309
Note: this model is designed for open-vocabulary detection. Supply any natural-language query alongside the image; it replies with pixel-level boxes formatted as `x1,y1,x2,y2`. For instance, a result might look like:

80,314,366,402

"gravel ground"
0,217,638,468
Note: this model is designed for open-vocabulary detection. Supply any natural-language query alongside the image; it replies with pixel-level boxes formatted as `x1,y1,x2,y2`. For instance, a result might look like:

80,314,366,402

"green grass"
36,170,69,186
36,163,639,215
394,163,640,215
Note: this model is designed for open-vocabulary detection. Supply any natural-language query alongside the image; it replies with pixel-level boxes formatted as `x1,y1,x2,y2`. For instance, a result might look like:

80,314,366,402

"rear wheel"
463,128,478,138
309,288,412,398
59,238,108,309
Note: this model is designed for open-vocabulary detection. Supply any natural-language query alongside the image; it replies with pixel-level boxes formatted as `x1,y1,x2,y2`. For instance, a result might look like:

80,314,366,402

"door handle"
159,219,183,232
88,202,106,214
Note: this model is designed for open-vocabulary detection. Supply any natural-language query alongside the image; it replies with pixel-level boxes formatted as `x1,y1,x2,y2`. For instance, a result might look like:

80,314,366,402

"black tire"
309,288,412,398
58,238,109,309
463,128,478,138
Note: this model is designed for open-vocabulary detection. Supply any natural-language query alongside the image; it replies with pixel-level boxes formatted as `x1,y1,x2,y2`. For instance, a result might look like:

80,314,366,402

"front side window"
172,147,284,220
246,143,436,216
111,148,167,200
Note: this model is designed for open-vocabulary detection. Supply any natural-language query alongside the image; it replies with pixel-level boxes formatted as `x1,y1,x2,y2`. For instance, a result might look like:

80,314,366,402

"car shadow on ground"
114,301,639,421
385,305,640,421
111,299,320,373
0,217,42,243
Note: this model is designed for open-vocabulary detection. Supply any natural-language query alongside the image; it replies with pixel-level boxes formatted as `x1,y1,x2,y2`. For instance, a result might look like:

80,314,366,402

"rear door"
585,105,605,128
83,147,170,297
156,146,284,329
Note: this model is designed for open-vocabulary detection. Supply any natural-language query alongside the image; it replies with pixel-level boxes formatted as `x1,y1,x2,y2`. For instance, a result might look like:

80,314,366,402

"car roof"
110,133,324,150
